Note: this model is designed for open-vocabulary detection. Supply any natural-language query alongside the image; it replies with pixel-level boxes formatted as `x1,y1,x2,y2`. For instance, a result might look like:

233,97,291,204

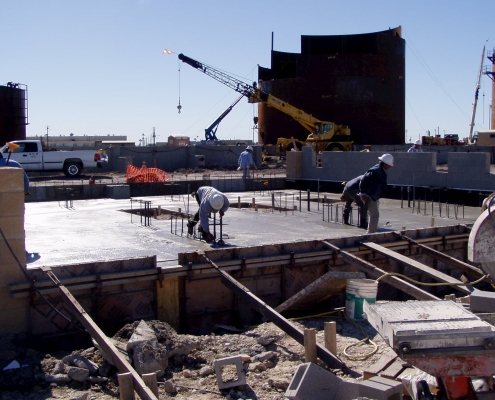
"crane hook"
177,101,182,114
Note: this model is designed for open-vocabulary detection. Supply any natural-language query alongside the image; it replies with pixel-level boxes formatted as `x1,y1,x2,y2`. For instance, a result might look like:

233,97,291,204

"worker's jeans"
242,166,251,180
364,197,379,233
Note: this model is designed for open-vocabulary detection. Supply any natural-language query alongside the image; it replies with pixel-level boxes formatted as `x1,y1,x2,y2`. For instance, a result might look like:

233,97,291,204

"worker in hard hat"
407,140,423,153
238,146,257,180
187,186,230,242
341,175,368,228
359,154,394,233
0,148,30,195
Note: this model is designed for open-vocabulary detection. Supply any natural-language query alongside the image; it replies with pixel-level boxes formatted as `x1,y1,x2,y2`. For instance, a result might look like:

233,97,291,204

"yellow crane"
178,53,353,152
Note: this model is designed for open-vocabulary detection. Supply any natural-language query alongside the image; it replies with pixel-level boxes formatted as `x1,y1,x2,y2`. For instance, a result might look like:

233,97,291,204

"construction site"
2,27,495,400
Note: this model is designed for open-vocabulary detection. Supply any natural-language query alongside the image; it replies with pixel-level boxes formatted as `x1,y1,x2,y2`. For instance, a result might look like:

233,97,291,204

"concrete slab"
24,190,481,269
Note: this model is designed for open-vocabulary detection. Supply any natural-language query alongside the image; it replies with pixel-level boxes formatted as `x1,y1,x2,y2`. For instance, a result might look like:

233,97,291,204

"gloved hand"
237,167,241,171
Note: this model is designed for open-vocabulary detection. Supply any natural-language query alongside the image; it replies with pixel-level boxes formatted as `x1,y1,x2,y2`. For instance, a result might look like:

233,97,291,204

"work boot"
187,220,197,235
343,209,351,225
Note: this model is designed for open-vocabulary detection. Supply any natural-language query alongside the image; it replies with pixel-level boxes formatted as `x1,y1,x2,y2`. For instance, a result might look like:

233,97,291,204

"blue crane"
204,95,244,141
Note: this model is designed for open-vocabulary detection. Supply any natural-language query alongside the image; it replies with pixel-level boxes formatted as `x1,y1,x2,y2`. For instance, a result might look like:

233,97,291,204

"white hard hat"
378,153,394,167
246,146,253,151
209,193,224,210
415,139,422,145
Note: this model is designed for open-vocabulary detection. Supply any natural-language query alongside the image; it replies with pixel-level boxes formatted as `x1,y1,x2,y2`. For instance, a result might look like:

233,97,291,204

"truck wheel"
64,163,82,177
326,143,344,152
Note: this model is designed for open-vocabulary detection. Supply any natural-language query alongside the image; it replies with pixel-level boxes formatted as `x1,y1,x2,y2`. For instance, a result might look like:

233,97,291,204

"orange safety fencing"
126,162,170,183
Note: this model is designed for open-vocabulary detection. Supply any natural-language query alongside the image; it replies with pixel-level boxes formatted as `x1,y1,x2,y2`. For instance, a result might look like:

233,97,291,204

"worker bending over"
359,154,394,234
341,175,367,228
238,146,257,180
188,186,230,242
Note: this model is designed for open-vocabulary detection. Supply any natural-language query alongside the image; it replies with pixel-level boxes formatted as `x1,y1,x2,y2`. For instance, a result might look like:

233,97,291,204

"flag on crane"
162,49,174,55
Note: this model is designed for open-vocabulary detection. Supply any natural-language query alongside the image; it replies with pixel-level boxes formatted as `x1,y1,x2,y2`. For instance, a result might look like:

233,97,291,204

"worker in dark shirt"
359,154,394,233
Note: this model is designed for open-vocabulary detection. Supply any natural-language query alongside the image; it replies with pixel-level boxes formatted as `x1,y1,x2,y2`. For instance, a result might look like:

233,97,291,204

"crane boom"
204,95,244,141
178,53,353,152
178,54,263,103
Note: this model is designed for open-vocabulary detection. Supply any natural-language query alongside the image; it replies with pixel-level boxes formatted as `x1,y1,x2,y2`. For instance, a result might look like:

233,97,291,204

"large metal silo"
257,27,405,146
0,83,28,144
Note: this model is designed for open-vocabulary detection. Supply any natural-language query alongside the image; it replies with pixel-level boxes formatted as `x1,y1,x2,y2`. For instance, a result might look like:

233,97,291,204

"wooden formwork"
9,225,478,337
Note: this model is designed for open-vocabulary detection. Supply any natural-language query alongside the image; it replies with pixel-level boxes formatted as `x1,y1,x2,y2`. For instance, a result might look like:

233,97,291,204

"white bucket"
345,279,378,320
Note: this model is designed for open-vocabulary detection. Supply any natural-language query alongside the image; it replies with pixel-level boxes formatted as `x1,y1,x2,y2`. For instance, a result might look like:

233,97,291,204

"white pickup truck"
0,140,108,177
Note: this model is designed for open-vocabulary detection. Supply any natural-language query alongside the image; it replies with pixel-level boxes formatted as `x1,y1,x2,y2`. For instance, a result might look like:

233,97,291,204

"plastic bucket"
345,279,378,320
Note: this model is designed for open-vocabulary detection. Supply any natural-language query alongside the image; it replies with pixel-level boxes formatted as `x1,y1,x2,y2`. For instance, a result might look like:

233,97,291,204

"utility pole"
469,42,487,142
486,47,495,130
152,127,156,146
46,125,49,147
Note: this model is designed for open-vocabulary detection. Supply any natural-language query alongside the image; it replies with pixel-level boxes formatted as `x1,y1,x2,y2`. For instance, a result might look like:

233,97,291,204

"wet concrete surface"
24,189,482,269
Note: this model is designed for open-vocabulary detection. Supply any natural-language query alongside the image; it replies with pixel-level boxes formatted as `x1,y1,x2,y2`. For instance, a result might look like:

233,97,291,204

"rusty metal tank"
0,83,28,144
257,27,405,146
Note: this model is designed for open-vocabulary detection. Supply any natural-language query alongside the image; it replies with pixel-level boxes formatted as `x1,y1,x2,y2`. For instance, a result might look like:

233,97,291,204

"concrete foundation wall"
290,147,495,191
0,168,28,334
96,145,262,173
26,178,287,203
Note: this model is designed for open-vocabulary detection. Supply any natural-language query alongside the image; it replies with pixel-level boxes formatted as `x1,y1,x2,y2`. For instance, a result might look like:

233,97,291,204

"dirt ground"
0,313,396,400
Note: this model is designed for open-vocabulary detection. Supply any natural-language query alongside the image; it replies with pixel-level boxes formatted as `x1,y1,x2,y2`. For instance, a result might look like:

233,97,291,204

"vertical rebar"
271,192,275,213
317,179,320,211
307,189,310,212
187,184,190,215
299,190,302,212
213,213,216,241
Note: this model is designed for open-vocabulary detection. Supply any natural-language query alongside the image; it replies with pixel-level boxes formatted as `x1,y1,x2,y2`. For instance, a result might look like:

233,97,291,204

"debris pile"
0,316,399,399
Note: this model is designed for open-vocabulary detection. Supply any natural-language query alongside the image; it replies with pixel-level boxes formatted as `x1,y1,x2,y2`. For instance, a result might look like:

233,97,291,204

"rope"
340,307,379,361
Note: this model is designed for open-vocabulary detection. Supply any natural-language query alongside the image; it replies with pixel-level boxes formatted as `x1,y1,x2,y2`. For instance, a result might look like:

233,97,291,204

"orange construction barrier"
126,162,170,183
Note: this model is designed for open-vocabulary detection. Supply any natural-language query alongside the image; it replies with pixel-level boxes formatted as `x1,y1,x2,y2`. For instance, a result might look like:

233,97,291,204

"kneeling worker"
188,186,230,242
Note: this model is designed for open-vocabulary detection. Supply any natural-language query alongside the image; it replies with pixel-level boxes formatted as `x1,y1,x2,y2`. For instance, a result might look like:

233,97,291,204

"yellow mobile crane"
178,54,353,152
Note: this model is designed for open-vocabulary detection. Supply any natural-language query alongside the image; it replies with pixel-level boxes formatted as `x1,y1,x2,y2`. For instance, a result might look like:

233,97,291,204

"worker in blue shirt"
238,146,257,180
187,186,230,242
0,151,30,195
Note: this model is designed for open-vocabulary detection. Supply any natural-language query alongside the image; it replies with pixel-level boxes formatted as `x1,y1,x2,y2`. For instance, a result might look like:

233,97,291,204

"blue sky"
1,0,494,145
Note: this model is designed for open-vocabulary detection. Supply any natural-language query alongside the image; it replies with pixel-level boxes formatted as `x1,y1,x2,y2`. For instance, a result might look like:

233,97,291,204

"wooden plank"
321,241,439,301
361,241,470,294
363,351,397,380
380,358,405,380
398,233,495,286
156,276,179,331
275,271,365,312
